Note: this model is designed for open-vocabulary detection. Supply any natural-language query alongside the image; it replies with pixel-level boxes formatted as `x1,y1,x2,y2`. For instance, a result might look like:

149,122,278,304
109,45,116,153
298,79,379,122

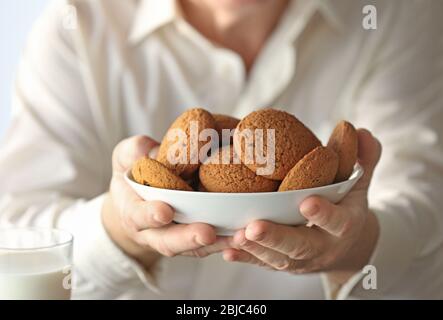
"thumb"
112,135,159,173
354,129,382,190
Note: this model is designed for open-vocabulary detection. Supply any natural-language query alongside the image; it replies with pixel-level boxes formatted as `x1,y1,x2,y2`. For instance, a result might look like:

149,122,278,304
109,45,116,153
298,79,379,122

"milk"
0,269,71,300
0,251,71,300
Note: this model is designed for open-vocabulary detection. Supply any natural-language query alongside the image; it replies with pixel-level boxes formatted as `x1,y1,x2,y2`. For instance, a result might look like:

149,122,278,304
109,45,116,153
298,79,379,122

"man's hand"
222,129,382,276
102,135,230,270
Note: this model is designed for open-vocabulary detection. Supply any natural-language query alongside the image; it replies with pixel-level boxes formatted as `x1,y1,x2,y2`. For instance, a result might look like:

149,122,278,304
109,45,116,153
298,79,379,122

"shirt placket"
233,0,320,118
174,19,245,116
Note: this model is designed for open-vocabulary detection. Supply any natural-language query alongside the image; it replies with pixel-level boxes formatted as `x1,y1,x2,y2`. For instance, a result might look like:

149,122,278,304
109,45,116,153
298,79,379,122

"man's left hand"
223,129,382,275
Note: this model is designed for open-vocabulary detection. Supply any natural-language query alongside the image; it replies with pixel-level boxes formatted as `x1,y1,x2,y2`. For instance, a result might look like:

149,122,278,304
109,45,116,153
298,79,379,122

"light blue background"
0,0,48,138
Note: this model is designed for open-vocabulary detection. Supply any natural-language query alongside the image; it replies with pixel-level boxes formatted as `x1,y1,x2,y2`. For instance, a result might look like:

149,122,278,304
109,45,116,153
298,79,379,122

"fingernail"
154,213,169,224
234,231,247,246
196,236,207,246
224,251,236,262
246,226,263,241
300,203,319,217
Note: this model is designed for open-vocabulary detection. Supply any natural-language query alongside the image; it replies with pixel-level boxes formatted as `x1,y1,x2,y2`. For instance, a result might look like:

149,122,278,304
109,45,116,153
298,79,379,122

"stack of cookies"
132,108,358,193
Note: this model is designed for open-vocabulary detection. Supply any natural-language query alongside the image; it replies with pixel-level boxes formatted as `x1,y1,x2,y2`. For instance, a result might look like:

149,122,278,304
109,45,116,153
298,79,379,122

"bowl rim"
124,163,364,197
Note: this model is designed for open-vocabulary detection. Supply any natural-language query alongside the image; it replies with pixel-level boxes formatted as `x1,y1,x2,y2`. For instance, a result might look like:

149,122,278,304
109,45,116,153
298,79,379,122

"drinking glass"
0,227,73,300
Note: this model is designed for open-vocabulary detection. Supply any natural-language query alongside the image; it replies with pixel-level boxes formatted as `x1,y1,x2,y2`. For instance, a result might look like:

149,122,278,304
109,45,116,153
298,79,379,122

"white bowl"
125,164,364,235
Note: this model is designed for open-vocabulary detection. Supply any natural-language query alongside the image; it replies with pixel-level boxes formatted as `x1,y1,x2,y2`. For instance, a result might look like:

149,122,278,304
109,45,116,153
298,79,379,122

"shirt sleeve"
0,0,162,299
334,0,443,299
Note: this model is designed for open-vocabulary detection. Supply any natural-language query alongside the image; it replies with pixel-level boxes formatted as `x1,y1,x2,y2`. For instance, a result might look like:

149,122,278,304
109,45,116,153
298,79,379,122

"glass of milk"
0,227,73,300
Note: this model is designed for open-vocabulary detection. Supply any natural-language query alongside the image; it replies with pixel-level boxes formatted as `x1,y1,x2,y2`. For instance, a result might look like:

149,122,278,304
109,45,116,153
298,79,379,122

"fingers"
134,223,217,257
181,236,235,257
223,248,269,268
245,220,327,259
300,196,360,238
354,129,382,190
224,248,311,273
124,199,175,230
242,220,327,259
232,229,300,270
112,135,159,174
112,173,174,230
294,129,380,238
110,136,170,231
110,136,171,231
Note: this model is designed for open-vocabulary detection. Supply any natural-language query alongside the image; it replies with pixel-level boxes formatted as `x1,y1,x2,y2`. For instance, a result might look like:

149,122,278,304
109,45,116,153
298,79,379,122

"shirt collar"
316,0,346,32
128,0,344,45
129,0,178,45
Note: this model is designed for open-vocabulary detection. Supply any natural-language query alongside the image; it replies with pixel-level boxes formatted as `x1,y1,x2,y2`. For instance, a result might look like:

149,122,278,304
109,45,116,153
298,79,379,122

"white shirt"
1,0,442,299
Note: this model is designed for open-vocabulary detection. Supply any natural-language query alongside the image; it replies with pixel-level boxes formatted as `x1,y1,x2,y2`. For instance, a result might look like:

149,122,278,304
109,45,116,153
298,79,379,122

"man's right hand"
102,135,230,270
